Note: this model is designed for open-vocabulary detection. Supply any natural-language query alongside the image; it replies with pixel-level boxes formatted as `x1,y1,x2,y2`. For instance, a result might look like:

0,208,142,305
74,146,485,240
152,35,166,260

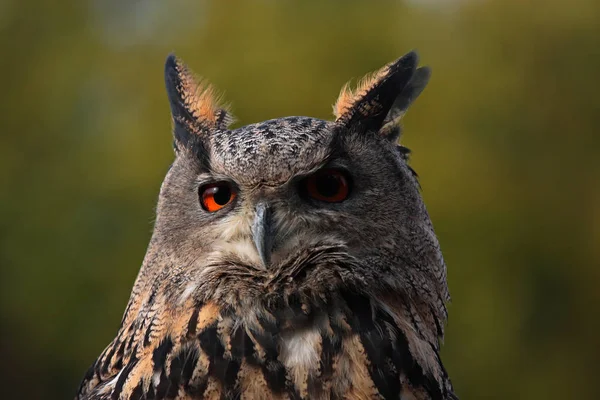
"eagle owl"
77,51,456,400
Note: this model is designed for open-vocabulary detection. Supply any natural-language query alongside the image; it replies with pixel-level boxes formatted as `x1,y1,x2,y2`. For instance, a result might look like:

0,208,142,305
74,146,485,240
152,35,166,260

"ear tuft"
380,66,431,142
333,65,392,120
332,51,425,135
164,54,234,143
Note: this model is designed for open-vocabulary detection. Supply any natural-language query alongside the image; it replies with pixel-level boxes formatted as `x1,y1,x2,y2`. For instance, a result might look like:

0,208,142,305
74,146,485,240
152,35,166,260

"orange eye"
200,183,236,212
304,169,350,203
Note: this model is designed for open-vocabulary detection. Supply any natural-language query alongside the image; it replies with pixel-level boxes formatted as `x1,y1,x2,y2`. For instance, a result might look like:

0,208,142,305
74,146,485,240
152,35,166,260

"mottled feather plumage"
77,51,456,400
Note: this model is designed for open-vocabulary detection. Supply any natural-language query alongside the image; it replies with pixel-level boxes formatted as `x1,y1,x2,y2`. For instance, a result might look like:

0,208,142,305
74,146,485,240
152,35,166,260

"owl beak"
252,202,274,267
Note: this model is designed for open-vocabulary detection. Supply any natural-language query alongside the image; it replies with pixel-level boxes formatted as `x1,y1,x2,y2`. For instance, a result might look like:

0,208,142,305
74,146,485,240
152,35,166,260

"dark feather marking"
129,381,144,400
180,349,200,390
309,328,342,397
147,382,156,399
153,337,174,373
154,369,169,399
262,359,287,394
277,293,312,327
205,326,240,396
246,319,290,395
166,349,184,399
126,325,137,353
230,327,256,362
114,340,127,370
377,308,443,400
147,287,158,305
220,359,241,398
198,324,224,360
257,312,279,336
144,318,155,348
328,314,348,339
341,292,375,332
233,318,291,396
120,302,133,326
111,356,138,400
148,339,174,398
342,292,400,398
198,322,241,395
248,324,278,360
186,307,200,338
94,365,102,383
361,328,400,398
319,331,340,379
101,341,119,375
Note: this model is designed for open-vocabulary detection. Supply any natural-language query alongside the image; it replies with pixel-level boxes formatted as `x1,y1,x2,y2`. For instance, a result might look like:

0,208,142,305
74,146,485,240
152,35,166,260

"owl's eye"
303,169,350,203
200,183,236,212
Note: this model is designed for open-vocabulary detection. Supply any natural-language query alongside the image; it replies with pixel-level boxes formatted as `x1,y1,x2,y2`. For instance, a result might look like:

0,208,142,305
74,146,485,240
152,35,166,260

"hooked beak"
251,203,274,267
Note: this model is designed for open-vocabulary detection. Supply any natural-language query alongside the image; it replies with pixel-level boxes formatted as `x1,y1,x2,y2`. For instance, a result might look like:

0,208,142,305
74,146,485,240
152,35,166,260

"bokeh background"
1,0,599,398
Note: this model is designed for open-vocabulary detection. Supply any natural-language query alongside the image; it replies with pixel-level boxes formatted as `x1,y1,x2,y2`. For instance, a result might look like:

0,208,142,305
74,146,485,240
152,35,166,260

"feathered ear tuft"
333,51,428,139
379,66,431,142
164,54,234,147
333,65,392,120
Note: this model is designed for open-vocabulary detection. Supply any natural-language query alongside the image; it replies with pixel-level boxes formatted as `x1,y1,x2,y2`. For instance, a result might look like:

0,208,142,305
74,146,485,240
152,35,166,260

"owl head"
77,52,455,400
146,51,448,325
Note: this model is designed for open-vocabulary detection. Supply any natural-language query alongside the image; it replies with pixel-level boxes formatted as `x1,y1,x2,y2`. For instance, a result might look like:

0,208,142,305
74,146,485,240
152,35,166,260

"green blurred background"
1,0,599,398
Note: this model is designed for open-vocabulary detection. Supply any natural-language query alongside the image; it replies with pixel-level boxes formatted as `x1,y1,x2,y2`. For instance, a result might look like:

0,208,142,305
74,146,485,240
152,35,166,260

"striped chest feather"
77,293,455,400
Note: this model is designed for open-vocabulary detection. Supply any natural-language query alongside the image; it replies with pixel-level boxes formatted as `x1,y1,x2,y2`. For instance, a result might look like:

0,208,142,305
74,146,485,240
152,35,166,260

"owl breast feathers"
76,51,457,400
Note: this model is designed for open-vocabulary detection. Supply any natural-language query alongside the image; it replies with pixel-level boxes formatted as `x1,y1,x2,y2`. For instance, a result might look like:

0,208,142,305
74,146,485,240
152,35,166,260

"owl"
76,51,456,400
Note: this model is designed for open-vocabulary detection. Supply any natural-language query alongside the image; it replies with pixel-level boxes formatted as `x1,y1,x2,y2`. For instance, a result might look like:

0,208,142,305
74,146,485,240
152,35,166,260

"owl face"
158,115,418,270
152,52,447,309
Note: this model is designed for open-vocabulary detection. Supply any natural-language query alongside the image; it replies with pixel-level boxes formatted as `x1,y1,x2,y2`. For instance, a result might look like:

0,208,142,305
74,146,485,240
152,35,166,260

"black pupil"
211,185,231,205
315,174,340,197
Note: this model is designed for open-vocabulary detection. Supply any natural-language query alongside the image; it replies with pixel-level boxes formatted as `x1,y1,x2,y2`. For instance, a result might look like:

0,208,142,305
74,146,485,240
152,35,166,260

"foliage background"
1,0,599,398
